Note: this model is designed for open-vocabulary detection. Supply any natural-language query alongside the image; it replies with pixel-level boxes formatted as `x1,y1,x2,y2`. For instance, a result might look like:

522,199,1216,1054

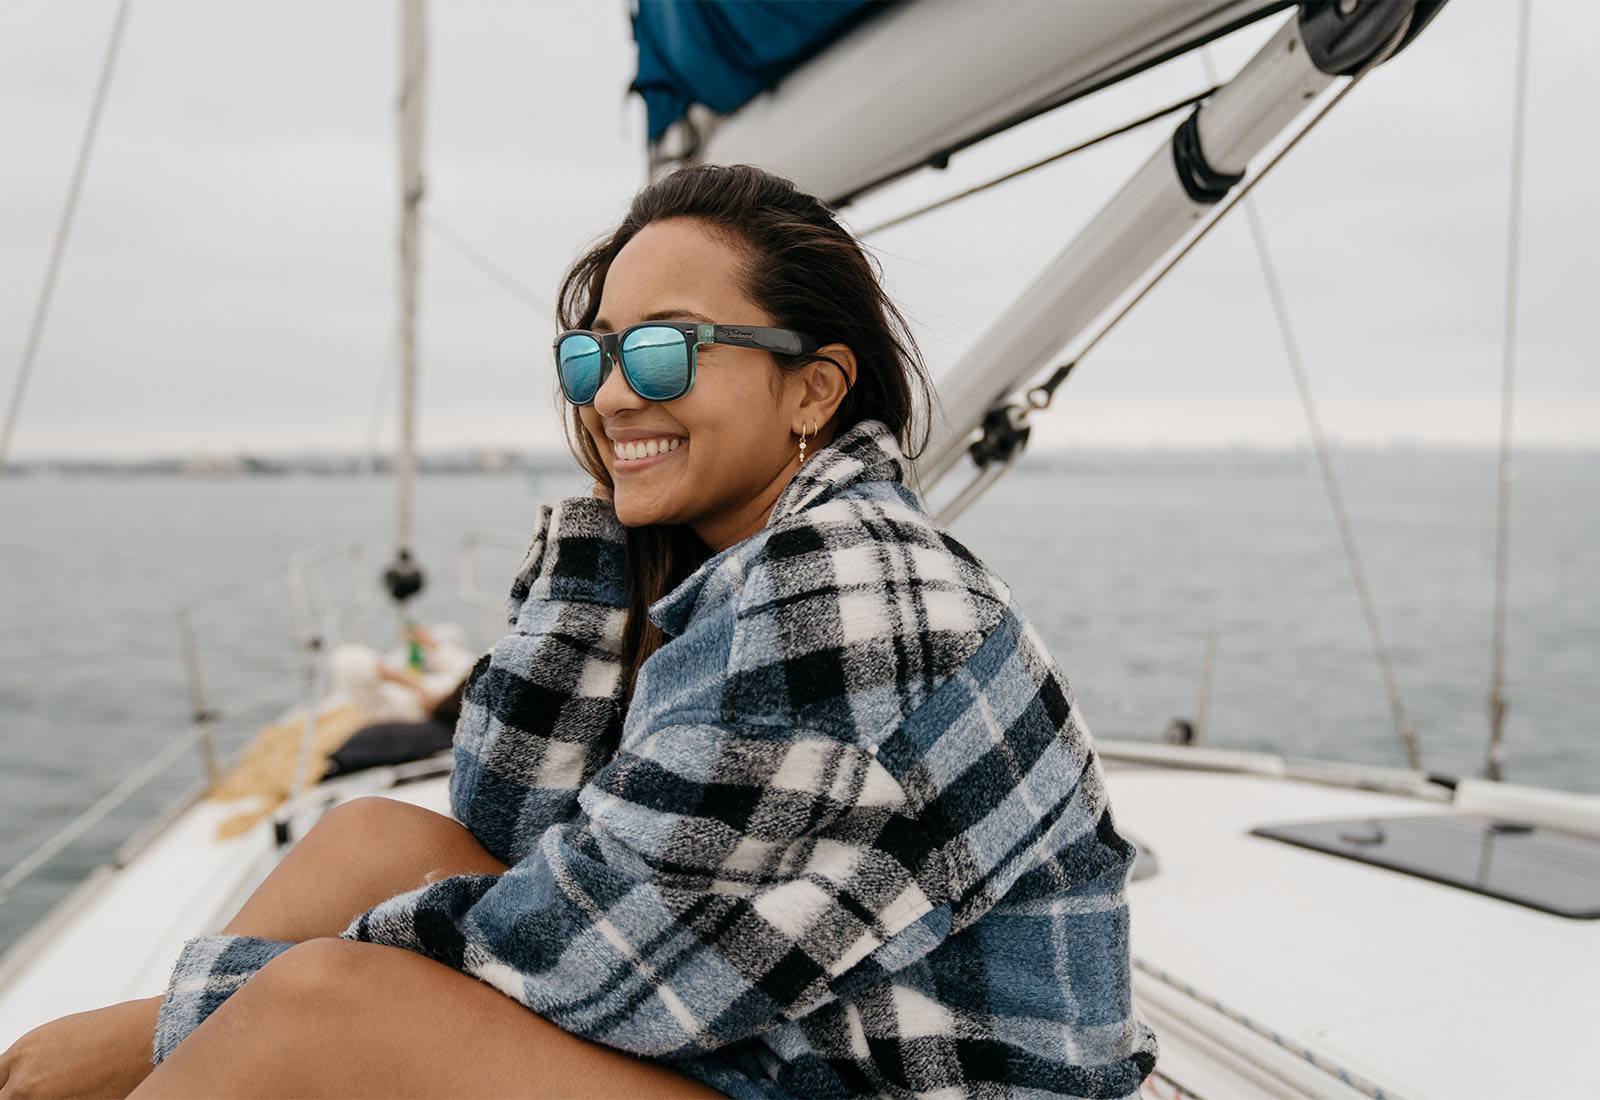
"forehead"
596,217,769,328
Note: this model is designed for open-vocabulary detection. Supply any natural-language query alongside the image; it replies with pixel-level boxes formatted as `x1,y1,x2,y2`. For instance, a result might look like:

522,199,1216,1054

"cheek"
577,412,610,464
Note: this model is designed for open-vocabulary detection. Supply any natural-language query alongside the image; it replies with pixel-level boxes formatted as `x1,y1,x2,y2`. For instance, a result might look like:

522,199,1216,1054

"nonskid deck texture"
1105,752,1598,1100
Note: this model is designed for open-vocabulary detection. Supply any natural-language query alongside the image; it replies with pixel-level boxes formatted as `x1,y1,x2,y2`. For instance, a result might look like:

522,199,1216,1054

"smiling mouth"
611,437,683,462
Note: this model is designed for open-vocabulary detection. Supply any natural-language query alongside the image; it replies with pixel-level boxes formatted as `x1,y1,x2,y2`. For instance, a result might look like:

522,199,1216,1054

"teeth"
615,438,680,461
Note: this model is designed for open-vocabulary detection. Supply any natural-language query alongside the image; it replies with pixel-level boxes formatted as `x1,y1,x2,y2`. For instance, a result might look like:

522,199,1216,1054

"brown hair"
556,163,932,704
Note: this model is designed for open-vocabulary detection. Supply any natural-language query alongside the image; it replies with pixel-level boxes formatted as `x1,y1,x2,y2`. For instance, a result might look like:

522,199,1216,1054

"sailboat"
3,2,1596,1098
633,6,1597,1098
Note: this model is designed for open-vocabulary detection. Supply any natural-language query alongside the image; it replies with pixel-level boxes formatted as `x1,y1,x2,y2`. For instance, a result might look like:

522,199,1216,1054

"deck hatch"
1250,814,1600,919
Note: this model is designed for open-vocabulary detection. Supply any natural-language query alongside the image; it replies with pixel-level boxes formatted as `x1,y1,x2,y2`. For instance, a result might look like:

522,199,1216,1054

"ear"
790,343,857,440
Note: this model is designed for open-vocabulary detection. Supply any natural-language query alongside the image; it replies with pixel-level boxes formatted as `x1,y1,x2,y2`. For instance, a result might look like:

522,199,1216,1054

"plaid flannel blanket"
155,420,1157,1098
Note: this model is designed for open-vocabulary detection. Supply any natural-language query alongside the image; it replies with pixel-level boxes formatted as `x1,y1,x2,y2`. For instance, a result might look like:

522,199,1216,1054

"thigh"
224,796,508,943
132,939,724,1099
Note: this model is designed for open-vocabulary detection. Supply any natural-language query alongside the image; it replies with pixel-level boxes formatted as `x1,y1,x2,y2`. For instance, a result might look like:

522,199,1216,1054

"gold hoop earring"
798,421,812,466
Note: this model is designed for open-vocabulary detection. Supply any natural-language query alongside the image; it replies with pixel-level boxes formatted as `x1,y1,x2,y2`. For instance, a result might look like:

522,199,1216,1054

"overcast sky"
2,0,1596,460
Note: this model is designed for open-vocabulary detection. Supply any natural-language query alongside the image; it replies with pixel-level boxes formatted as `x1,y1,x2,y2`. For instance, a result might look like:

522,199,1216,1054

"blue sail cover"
631,0,888,142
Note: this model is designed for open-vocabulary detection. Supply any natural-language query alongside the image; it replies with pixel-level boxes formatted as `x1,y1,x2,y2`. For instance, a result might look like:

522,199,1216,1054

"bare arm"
1,997,159,1099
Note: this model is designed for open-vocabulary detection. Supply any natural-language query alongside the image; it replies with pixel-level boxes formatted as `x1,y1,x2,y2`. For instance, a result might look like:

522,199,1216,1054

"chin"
611,492,670,529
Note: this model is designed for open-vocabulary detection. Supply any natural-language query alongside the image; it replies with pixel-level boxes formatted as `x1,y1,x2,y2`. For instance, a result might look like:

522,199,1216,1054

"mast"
1485,0,1532,781
385,0,427,610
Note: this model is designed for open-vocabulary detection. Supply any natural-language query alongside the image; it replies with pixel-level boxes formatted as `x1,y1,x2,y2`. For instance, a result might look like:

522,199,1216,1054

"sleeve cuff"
509,497,627,615
153,935,295,1064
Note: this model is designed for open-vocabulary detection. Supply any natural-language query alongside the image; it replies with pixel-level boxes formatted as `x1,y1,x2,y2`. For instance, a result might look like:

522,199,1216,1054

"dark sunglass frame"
553,321,819,406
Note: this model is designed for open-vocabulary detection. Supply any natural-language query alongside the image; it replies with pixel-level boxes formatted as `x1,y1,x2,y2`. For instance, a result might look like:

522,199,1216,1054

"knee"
308,796,456,863
315,795,426,845
304,795,506,879
168,941,384,1088
242,938,374,1012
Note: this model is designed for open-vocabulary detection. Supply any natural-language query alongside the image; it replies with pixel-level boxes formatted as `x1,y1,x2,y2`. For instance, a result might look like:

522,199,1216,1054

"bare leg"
130,939,723,1099
221,796,508,941
1,797,504,1098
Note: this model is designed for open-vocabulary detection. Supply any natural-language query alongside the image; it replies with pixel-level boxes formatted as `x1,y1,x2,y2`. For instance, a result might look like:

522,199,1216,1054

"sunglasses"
554,321,821,406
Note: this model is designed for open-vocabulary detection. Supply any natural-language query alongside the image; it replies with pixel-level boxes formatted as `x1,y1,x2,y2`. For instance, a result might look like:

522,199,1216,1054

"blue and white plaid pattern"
154,421,1157,1097
450,496,628,864
154,936,293,1064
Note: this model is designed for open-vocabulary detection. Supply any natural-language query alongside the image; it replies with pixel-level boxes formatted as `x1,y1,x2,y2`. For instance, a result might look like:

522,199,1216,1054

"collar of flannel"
769,418,908,523
648,418,909,636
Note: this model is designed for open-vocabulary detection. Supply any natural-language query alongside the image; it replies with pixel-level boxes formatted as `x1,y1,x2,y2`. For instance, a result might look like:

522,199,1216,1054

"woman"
0,164,1156,1098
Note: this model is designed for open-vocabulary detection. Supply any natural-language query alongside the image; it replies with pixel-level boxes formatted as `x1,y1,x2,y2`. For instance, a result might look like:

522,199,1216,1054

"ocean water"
1,452,1596,955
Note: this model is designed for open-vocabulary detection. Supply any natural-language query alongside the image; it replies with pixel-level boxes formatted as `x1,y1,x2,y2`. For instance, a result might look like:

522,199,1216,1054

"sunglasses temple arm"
708,325,814,356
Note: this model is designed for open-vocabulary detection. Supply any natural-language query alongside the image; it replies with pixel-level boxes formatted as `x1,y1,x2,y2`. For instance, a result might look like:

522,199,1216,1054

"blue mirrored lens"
621,326,689,401
557,334,605,404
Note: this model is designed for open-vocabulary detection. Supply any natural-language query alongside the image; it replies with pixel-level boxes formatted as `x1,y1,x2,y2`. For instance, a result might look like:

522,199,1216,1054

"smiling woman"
556,166,935,704
0,165,1156,1099
581,220,849,548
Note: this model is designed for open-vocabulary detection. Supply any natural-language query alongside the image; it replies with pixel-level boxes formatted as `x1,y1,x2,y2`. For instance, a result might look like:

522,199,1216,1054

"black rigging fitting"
1297,1,1449,78
384,548,426,603
967,360,1081,471
1171,110,1244,205
967,406,1031,471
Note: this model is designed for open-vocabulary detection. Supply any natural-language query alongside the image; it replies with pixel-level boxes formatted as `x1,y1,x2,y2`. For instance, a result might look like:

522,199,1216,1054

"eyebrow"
591,308,714,333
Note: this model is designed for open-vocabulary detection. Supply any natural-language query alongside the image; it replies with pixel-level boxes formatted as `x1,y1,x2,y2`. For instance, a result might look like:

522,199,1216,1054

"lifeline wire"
1199,50,1420,771
0,0,131,477
1485,0,1532,781
857,86,1220,238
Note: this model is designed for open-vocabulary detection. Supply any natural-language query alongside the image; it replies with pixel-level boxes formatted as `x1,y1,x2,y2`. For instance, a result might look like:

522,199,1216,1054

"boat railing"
0,672,300,908
1,530,521,926
1033,605,1596,792
282,537,384,654
455,528,528,612
1047,606,1599,709
0,540,378,917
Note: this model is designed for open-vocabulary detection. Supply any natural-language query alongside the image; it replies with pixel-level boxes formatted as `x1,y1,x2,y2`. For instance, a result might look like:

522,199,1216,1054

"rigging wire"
1239,197,1420,770
935,75,1367,533
419,210,556,318
1485,0,1533,781
856,86,1221,238
1198,51,1420,771
0,0,131,478
364,211,546,474
826,2,1297,209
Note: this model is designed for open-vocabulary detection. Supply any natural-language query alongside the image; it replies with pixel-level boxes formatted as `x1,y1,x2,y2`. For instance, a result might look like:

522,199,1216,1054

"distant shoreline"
5,446,1595,479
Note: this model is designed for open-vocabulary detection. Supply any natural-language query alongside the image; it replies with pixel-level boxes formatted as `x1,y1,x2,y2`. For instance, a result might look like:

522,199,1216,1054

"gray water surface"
2,453,1595,955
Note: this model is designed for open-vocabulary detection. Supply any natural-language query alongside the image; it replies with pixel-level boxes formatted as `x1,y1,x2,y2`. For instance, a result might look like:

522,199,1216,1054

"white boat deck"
3,746,1594,1100
0,768,451,1046
1104,753,1598,1099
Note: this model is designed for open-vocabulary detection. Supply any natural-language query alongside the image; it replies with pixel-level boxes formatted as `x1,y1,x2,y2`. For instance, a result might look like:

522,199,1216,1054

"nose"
591,352,643,417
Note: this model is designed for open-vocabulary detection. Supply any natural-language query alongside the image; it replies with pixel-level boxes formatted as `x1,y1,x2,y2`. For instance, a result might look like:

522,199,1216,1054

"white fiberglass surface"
0,778,452,1049
1108,767,1597,1099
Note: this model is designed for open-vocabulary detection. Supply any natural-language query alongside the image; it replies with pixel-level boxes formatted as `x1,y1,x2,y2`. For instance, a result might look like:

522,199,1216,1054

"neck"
692,456,804,551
